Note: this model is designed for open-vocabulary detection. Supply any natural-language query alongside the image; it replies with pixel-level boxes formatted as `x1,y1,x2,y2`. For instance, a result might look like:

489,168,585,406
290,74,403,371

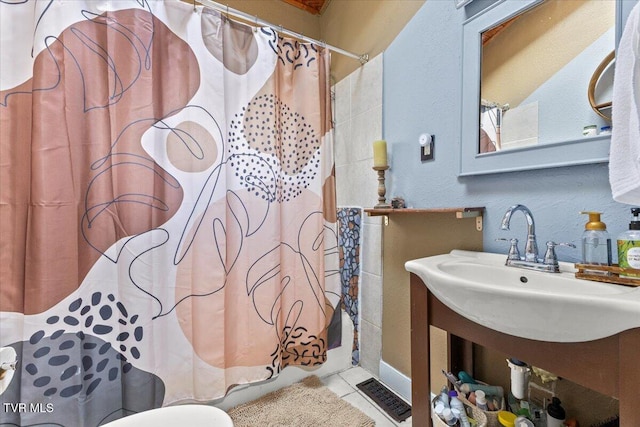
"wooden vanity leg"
619,328,640,426
410,273,432,427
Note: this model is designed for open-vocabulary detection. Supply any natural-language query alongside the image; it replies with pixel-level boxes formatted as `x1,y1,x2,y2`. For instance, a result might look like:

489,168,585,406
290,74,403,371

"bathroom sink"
405,250,640,342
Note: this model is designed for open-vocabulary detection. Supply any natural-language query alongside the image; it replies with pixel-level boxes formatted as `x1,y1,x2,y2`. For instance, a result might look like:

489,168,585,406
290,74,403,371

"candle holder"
373,165,391,209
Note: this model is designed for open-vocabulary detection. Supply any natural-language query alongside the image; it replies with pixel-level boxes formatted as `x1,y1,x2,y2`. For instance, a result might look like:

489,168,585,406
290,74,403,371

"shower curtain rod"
196,0,369,64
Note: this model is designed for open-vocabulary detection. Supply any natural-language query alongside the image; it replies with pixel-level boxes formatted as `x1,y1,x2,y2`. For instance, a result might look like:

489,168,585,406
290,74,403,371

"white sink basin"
405,250,640,342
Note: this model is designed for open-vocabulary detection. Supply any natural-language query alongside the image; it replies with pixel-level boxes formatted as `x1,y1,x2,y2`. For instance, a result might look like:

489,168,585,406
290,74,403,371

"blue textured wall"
383,0,639,263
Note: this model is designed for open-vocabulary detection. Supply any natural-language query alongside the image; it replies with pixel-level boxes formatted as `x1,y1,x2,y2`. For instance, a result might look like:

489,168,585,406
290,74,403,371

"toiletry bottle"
442,408,458,426
434,402,446,420
439,385,451,408
475,390,489,410
449,390,471,427
545,397,565,427
580,211,612,274
617,207,640,278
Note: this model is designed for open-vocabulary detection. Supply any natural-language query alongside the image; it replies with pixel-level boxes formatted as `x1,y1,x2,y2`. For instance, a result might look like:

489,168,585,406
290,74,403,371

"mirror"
460,0,626,176
480,0,615,153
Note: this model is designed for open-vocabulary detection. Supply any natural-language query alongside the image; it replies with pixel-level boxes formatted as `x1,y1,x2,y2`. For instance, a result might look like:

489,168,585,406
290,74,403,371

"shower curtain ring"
193,0,196,11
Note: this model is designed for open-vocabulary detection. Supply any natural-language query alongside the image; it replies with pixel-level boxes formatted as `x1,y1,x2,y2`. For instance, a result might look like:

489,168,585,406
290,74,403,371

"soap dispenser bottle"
580,211,612,274
617,207,640,278
545,397,565,427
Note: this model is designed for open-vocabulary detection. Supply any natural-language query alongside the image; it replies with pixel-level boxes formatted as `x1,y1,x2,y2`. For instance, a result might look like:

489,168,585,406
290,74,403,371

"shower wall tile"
362,221,382,277
335,165,349,207
351,105,383,162
350,54,383,118
333,52,383,374
359,319,382,377
336,159,378,208
334,121,350,168
363,212,383,226
335,53,382,207
360,271,382,327
334,76,351,126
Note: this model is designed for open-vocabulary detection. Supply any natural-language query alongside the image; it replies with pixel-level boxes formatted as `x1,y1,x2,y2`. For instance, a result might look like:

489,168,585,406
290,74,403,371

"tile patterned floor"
320,367,412,427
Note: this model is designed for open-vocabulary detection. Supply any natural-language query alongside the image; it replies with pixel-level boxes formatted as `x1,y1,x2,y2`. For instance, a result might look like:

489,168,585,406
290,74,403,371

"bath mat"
227,375,375,427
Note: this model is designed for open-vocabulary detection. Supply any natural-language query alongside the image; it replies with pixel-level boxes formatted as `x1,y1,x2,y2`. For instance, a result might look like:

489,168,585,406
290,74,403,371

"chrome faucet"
500,204,538,262
498,204,575,273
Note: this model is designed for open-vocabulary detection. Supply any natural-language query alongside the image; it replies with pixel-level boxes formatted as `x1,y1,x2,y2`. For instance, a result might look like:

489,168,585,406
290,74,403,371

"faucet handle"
543,241,576,266
496,238,520,260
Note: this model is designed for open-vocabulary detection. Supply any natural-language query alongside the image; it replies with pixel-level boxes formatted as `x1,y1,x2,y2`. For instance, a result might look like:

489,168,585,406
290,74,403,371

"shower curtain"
0,1,339,425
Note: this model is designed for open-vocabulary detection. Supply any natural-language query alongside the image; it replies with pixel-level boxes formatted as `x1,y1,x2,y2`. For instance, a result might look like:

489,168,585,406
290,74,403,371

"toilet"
103,404,234,427
0,347,18,396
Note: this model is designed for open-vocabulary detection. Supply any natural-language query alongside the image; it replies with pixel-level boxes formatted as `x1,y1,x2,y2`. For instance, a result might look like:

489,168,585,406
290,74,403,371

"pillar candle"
373,140,388,167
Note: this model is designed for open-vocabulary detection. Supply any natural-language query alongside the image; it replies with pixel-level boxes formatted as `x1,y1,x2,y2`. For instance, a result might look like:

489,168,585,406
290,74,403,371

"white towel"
610,1,640,205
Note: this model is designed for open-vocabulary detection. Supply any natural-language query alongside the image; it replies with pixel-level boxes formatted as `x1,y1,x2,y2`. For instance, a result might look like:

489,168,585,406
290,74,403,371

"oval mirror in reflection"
478,0,615,154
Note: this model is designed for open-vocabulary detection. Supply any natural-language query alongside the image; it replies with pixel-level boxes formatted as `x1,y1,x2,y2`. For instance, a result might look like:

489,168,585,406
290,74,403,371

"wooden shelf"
364,207,485,230
364,207,484,216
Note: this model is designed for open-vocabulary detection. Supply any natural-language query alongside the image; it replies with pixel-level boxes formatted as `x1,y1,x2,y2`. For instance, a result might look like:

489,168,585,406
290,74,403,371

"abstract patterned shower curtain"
0,1,339,425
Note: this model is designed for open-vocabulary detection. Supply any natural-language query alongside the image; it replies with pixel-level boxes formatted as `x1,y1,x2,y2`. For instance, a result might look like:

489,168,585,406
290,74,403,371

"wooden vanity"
409,272,640,426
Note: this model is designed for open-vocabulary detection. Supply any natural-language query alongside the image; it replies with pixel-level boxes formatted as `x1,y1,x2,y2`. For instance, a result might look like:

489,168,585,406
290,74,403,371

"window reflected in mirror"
479,0,615,154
